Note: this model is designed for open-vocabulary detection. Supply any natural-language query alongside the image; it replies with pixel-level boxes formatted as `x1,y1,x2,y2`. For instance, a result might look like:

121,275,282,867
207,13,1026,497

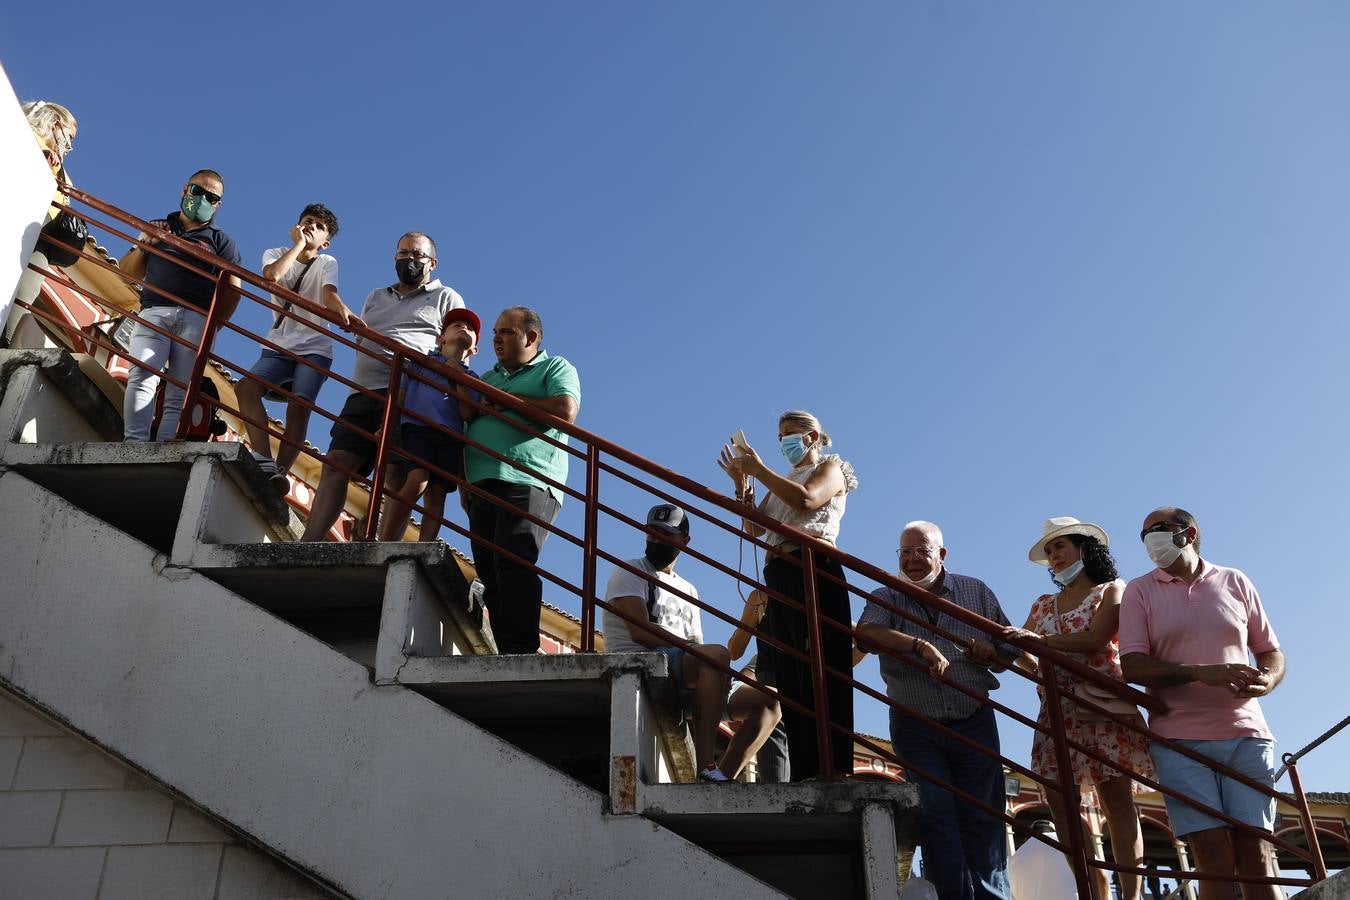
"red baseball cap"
442,307,481,337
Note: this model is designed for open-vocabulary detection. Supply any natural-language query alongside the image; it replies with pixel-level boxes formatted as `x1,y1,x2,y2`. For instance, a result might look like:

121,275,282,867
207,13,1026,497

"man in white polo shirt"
1120,506,1285,900
300,232,463,541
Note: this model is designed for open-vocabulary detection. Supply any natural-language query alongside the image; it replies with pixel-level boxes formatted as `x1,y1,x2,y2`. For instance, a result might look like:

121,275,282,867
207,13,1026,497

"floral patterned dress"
1028,582,1156,789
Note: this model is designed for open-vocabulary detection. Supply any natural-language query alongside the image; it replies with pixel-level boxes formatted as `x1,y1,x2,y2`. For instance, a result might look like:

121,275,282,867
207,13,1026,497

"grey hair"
778,410,831,447
22,100,76,140
901,520,944,548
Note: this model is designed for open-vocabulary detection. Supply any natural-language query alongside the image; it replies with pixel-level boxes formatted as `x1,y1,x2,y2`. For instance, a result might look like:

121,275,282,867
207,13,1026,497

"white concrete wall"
0,60,58,324
0,470,780,899
0,688,330,900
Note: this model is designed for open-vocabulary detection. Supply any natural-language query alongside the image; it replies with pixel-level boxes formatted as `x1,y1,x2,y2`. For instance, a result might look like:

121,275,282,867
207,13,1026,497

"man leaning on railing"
856,520,1013,900
1120,507,1286,900
299,232,463,541
118,169,242,442
461,306,580,655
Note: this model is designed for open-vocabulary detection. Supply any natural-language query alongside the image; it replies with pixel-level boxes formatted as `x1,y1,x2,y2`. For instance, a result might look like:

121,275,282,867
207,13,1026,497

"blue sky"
4,2,1348,798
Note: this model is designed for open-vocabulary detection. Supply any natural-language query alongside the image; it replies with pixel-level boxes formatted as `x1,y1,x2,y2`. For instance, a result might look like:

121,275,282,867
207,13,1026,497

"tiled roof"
1307,792,1350,805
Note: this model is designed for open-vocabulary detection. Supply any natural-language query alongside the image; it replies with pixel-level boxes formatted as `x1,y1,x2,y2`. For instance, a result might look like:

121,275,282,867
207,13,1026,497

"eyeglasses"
897,546,938,559
1139,522,1185,541
395,249,433,261
187,184,222,204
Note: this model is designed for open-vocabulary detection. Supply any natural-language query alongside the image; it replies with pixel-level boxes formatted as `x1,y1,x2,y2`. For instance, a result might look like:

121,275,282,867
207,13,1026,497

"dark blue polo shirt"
139,212,242,310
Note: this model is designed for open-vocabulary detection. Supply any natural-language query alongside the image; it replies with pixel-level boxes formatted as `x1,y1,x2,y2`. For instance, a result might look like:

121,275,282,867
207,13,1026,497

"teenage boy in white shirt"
236,204,362,491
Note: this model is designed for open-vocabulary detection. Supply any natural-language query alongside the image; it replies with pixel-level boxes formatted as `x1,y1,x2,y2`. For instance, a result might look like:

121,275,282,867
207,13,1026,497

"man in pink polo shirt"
1119,507,1285,900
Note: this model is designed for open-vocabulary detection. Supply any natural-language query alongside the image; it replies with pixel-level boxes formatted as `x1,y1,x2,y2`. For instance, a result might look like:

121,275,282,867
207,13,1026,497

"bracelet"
912,638,926,654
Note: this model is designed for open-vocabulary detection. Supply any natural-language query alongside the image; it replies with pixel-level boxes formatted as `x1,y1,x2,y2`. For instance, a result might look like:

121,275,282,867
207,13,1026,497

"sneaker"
698,764,732,784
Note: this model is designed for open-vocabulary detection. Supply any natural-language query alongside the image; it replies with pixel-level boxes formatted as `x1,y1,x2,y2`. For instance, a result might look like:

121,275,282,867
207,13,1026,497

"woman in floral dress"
1003,517,1155,900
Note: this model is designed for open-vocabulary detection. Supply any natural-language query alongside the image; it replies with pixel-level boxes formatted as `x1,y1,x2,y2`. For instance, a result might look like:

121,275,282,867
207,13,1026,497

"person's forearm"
120,246,149,281
510,393,578,423
857,625,928,658
1043,631,1107,653
262,240,304,281
1121,652,1195,688
1256,649,1285,691
753,465,813,511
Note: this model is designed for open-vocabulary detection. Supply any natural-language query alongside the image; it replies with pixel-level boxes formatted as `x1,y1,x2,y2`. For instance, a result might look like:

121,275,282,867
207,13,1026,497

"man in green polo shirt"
464,306,581,654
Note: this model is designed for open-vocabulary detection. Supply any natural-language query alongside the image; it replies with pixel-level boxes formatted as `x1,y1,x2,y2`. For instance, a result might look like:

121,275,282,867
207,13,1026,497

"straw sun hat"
1027,517,1109,565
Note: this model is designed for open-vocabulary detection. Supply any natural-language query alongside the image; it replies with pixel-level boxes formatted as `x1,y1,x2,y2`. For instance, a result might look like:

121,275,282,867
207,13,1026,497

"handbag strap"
272,256,318,330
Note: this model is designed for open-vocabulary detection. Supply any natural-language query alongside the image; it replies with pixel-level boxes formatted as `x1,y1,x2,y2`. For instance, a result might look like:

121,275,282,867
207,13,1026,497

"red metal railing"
20,184,1329,895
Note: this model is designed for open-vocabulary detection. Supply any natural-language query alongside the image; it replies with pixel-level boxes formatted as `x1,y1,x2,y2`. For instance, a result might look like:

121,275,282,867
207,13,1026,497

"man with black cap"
602,504,734,782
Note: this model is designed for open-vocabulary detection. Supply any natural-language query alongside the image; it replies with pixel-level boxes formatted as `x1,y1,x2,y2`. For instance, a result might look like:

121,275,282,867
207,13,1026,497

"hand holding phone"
730,430,748,456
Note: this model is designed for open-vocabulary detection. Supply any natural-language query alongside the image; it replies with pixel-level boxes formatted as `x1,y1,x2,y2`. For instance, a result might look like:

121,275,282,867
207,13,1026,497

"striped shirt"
859,570,1010,722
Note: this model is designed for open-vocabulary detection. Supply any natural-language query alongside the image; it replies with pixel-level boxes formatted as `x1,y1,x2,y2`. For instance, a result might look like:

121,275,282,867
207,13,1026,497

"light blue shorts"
248,350,331,403
1150,737,1276,837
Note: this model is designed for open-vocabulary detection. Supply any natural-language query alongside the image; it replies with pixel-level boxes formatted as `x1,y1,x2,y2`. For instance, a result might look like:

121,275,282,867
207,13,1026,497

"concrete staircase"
0,349,919,899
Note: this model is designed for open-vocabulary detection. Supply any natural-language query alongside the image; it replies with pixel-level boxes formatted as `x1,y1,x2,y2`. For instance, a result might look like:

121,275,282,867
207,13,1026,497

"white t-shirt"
261,248,339,359
602,557,703,654
1008,835,1077,900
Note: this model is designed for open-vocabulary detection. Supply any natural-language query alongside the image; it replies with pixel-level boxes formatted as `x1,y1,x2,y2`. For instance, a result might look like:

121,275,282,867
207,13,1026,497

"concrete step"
0,468,788,899
0,439,295,553
640,781,918,900
184,540,495,673
397,652,692,792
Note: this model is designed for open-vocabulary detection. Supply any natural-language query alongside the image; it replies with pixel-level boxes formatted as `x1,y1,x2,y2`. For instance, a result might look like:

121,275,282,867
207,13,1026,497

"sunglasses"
1139,521,1186,541
187,184,222,204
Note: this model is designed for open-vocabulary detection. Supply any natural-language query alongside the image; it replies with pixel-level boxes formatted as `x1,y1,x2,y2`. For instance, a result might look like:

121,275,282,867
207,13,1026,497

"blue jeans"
122,305,207,442
890,705,1011,900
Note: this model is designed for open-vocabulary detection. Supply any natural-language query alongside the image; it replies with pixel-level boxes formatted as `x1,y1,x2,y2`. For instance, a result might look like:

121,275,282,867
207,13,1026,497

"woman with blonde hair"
718,410,858,780
11,101,80,336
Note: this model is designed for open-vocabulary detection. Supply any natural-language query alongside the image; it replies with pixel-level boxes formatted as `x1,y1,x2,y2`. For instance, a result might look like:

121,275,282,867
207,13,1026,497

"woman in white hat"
1003,517,1154,900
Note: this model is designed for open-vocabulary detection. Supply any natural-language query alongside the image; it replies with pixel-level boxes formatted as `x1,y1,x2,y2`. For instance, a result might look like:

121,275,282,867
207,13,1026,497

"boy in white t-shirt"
602,504,735,782
236,204,363,492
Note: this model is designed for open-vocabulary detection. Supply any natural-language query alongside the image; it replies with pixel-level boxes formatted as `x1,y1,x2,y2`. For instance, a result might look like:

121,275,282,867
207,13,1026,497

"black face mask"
644,540,680,570
395,258,426,286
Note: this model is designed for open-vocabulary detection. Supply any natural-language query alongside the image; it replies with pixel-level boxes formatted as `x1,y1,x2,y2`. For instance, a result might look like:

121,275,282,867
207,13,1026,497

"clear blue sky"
5,3,1347,794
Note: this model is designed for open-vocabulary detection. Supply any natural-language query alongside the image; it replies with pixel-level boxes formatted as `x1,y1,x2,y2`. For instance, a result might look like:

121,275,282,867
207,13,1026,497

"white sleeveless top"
762,453,858,547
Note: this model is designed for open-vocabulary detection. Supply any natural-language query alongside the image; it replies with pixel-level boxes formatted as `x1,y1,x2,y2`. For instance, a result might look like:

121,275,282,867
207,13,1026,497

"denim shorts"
656,646,693,709
1150,737,1276,837
248,349,331,403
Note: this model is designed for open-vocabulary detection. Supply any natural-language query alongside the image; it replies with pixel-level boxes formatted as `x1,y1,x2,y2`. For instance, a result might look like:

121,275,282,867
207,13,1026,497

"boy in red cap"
378,308,482,541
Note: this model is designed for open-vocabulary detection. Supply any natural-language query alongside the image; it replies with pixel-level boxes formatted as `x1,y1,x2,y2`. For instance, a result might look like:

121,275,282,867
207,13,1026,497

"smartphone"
730,430,748,455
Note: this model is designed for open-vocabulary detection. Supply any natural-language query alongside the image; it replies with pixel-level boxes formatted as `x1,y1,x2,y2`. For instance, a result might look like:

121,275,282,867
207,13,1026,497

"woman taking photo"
718,410,857,781
1002,517,1154,900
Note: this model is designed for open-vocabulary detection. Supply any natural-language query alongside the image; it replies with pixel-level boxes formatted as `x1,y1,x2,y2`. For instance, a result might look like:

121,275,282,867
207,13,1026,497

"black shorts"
327,390,390,475
395,423,464,490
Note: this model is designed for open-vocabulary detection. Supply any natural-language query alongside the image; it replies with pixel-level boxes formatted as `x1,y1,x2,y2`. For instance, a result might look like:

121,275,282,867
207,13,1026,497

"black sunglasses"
187,184,222,204
1140,521,1186,541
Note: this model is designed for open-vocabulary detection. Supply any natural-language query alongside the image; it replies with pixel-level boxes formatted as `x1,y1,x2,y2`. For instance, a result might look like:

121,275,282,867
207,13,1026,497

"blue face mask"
779,434,810,465
180,193,217,224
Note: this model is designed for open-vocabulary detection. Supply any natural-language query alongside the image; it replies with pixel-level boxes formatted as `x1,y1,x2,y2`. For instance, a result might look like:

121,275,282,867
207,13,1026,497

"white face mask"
1051,559,1084,588
899,567,941,590
1144,530,1186,567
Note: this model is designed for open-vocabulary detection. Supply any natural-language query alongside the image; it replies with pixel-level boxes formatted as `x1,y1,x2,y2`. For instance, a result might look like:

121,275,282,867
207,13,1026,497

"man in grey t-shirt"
300,232,463,541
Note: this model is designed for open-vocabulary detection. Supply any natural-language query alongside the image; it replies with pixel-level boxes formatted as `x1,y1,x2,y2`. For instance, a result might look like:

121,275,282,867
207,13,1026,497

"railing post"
1040,659,1096,898
173,271,227,440
579,443,600,652
800,544,835,780
1284,754,1328,881
363,353,404,541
